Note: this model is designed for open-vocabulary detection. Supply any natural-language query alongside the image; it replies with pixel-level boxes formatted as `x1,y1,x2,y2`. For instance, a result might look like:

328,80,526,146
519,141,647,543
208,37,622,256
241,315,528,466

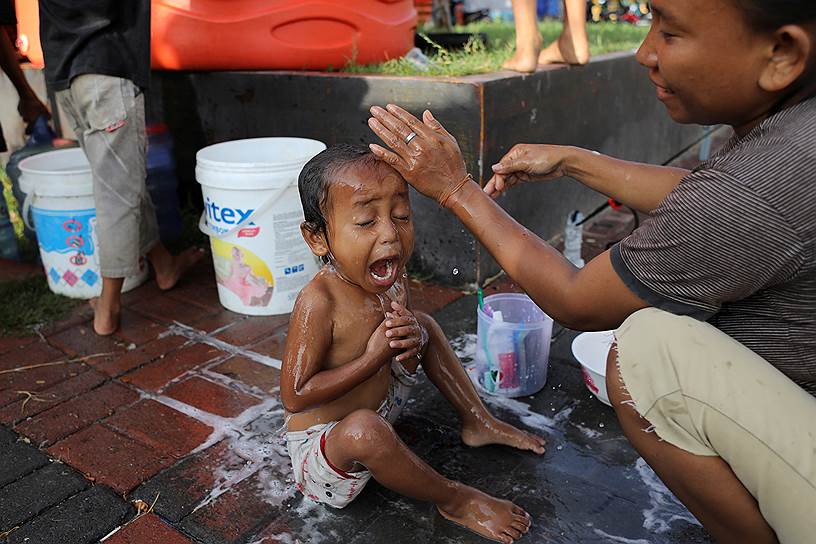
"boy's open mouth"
369,257,398,286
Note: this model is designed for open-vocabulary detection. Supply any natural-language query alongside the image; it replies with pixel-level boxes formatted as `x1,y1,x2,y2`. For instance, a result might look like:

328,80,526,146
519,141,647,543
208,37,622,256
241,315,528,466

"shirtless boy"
281,144,546,543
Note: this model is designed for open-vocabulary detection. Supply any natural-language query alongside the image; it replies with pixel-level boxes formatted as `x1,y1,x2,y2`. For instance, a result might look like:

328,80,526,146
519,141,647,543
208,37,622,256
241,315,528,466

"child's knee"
337,409,397,458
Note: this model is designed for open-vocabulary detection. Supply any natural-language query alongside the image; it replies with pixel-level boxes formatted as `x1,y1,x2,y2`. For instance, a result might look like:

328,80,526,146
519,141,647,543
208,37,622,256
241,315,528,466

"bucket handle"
198,184,288,239
22,193,35,231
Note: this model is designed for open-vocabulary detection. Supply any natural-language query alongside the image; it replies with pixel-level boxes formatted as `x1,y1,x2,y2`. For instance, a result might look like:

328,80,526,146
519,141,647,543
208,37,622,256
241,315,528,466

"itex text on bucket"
205,197,255,226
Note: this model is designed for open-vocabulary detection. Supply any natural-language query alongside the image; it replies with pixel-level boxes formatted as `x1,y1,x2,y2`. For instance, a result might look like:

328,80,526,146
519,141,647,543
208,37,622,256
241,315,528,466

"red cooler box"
16,0,417,70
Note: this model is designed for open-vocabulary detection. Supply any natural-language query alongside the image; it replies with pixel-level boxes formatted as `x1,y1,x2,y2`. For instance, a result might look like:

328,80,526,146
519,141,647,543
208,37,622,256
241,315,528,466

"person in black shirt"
38,0,201,335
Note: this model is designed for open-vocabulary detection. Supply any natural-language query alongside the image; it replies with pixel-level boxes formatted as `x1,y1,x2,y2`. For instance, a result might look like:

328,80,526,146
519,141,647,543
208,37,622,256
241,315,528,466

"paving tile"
190,310,246,333
0,425,15,443
16,381,138,447
132,440,235,523
482,276,525,296
165,376,262,417
0,462,88,531
0,369,107,426
47,323,128,358
212,356,281,393
121,280,163,307
0,341,66,372
169,283,224,313
131,293,216,326
180,466,291,544
408,279,465,315
36,303,94,337
247,329,288,361
0,360,91,409
214,315,289,346
0,258,42,281
104,399,213,459
113,309,166,346
122,343,227,391
0,335,36,356
104,513,194,544
49,424,174,495
7,485,131,544
0,441,49,486
92,335,188,378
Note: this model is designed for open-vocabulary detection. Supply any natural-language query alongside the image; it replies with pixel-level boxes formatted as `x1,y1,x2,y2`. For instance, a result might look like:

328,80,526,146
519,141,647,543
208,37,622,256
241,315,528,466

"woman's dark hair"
734,1,816,30
298,143,382,235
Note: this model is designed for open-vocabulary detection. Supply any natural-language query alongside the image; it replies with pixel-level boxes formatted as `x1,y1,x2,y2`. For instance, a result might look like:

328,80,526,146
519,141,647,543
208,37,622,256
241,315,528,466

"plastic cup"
475,293,553,397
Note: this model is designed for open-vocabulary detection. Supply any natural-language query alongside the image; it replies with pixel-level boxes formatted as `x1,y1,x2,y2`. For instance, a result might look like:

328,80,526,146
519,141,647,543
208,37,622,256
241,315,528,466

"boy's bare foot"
502,41,543,73
462,417,546,455
153,247,205,291
88,297,120,336
537,26,590,65
438,485,531,543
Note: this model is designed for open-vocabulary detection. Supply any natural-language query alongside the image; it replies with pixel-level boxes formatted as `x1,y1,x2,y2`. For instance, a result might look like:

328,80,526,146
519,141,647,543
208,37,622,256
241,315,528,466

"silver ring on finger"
404,131,417,144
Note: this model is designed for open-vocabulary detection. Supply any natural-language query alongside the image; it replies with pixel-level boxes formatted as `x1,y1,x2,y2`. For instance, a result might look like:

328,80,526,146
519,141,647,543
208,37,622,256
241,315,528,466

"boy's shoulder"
298,270,335,303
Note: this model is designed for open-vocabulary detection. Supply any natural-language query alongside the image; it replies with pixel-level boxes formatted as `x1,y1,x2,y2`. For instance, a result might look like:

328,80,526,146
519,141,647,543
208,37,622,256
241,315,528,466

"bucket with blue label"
196,138,326,315
18,148,148,298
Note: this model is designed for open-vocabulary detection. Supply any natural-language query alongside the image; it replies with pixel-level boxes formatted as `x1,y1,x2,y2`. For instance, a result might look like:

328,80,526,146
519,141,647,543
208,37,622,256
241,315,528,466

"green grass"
343,20,649,77
0,276,79,336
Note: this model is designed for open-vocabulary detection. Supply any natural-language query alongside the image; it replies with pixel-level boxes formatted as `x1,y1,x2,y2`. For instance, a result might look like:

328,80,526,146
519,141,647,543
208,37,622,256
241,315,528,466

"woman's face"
637,0,775,132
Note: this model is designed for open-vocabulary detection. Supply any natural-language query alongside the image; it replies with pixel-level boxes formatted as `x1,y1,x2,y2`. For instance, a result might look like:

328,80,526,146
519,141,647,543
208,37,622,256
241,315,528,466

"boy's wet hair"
298,143,383,236
734,1,816,30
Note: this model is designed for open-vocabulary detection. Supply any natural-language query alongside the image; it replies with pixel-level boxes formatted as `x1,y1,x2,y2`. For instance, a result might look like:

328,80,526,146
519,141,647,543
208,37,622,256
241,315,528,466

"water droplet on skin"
452,268,459,275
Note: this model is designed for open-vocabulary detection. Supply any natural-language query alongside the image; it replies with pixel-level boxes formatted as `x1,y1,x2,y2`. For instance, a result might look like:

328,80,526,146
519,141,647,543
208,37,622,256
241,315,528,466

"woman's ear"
301,222,329,260
758,24,813,93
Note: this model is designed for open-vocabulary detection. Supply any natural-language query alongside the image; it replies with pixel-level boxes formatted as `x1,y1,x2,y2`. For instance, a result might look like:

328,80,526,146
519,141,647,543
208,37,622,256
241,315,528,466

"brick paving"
0,255,470,543
0,130,728,543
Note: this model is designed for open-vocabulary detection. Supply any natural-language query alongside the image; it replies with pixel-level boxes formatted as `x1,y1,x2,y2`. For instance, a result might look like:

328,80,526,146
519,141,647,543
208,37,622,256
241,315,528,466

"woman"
366,0,816,542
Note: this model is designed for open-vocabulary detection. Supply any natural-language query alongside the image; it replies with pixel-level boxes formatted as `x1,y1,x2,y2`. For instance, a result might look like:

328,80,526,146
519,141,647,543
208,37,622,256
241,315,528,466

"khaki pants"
57,75,159,277
615,308,816,543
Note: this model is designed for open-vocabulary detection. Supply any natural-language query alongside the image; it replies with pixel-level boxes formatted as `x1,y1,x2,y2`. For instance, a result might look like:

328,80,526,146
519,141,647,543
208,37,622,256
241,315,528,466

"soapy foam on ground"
593,528,652,543
163,321,282,369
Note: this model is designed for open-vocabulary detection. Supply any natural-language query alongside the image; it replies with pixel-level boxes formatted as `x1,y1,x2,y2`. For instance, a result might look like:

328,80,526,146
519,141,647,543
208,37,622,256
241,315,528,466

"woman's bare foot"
152,247,205,291
88,297,120,336
502,36,542,73
537,26,590,65
462,416,546,455
438,485,531,543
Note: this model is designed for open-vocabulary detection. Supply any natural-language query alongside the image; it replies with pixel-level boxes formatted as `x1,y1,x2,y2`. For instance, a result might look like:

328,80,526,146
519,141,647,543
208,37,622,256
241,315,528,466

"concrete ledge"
148,52,706,285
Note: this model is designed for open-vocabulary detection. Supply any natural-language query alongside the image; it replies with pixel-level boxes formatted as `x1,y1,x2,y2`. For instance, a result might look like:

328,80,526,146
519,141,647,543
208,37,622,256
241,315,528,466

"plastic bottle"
403,47,431,72
488,311,519,389
564,210,585,268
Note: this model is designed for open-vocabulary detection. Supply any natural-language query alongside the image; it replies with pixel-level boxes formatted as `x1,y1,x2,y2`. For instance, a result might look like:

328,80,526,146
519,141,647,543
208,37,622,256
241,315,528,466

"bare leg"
605,347,778,544
89,276,125,335
414,313,545,454
325,409,532,544
147,243,204,291
502,0,542,73
538,0,590,65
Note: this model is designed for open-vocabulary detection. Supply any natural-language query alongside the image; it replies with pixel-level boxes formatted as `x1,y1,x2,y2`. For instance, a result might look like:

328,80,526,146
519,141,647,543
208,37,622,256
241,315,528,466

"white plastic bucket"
196,137,326,316
18,148,148,299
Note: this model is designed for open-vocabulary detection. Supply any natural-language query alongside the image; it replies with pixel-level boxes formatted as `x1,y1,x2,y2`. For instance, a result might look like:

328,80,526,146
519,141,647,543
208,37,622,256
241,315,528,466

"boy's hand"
365,319,398,364
385,301,427,362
